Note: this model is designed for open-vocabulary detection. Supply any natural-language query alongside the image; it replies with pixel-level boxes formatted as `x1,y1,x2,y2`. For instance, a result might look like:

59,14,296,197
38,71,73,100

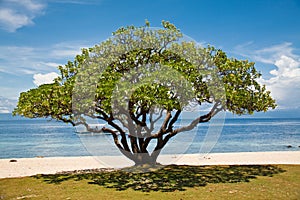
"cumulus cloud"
33,72,59,86
235,42,300,109
258,55,300,109
0,0,45,32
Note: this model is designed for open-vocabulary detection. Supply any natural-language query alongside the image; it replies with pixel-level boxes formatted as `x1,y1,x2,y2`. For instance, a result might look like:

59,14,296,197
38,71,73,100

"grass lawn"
0,165,299,200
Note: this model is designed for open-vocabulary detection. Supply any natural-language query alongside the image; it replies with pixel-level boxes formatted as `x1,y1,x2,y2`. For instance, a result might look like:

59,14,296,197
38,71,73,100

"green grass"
0,165,299,200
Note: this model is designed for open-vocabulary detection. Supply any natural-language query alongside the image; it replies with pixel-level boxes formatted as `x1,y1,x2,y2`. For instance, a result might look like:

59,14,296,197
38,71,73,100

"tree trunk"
133,153,158,166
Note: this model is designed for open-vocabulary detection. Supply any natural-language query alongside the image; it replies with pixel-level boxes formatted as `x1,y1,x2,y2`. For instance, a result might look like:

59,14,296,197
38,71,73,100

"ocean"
0,113,299,159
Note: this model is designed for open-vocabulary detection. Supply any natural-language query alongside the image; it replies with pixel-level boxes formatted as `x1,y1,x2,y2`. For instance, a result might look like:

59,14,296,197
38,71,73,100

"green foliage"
13,83,72,119
13,21,276,163
14,21,276,120
214,50,276,114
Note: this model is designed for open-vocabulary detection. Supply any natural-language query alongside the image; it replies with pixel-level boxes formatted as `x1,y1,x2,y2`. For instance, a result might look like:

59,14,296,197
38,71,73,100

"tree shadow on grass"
34,165,285,192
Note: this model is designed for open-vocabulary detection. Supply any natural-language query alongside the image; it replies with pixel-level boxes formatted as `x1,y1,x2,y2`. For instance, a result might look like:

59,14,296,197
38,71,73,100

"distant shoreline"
1,151,300,179
1,112,300,119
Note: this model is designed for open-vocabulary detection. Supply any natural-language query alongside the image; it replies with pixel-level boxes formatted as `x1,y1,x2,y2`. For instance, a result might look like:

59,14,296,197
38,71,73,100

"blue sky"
0,0,299,116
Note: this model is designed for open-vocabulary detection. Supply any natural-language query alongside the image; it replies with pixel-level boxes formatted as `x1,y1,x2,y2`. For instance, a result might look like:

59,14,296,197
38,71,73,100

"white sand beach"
1,151,300,179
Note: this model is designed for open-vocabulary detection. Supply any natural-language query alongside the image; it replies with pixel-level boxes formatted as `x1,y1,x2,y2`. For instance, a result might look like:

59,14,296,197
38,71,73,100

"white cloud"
33,72,59,86
47,0,100,5
0,40,95,101
0,0,45,32
40,62,62,68
51,49,82,58
0,41,92,99
0,42,88,75
20,69,39,75
50,42,87,58
0,8,33,32
0,109,10,113
0,0,101,32
258,55,300,109
13,0,45,11
0,96,17,113
234,42,300,109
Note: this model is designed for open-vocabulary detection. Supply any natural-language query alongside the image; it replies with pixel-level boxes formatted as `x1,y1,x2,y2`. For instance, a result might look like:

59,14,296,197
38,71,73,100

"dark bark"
98,102,223,166
133,153,158,166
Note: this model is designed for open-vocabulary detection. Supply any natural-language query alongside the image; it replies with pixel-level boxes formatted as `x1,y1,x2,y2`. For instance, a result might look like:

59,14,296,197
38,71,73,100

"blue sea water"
0,113,299,159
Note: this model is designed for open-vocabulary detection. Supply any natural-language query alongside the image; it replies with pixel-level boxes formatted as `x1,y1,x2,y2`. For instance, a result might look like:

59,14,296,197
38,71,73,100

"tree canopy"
13,21,276,165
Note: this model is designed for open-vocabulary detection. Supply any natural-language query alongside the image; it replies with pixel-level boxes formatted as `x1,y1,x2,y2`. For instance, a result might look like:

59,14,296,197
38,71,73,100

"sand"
1,151,300,178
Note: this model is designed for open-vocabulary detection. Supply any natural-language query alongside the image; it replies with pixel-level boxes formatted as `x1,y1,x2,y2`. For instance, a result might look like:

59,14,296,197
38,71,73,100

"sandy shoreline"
1,151,300,178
